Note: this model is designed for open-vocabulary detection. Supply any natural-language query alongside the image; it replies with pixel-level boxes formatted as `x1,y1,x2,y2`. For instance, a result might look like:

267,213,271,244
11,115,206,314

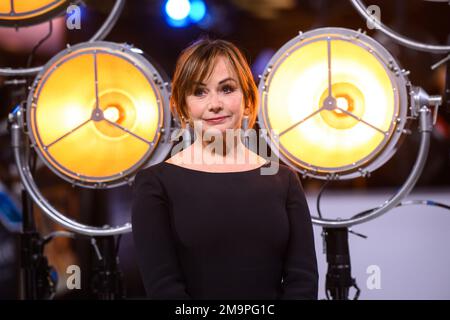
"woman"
132,38,318,299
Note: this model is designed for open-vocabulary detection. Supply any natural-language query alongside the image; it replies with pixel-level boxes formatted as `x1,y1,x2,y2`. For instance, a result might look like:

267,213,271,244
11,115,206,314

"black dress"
131,160,318,299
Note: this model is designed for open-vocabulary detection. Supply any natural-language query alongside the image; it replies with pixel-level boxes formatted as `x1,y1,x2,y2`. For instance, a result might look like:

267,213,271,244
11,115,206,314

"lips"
204,116,230,124
205,116,229,121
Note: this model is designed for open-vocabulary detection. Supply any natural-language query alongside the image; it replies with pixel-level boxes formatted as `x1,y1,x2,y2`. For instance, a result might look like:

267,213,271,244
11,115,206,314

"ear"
243,106,250,116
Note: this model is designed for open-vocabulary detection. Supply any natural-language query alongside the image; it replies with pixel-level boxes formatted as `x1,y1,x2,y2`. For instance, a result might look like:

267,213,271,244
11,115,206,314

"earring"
179,115,190,129
184,117,193,129
241,115,249,131
241,115,249,148
180,116,194,148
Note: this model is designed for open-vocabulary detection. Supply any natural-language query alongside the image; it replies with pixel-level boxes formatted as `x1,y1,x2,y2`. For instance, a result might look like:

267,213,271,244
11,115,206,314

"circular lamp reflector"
0,0,69,26
258,27,409,180
27,41,172,188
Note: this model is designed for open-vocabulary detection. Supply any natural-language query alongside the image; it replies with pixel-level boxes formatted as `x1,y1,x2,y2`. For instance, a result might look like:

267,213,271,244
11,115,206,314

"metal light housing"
258,27,409,180
27,41,172,188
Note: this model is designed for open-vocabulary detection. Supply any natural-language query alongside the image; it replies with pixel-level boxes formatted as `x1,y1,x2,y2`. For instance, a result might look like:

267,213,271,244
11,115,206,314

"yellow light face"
261,34,400,176
0,0,68,24
29,45,164,185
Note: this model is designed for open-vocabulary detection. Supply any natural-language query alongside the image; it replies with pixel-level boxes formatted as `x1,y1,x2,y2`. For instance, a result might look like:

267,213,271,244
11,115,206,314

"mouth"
203,116,230,124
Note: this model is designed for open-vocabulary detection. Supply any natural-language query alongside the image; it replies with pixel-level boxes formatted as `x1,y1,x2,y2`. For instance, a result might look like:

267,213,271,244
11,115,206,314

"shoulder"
270,162,305,190
133,162,169,187
132,163,175,203
277,162,297,174
165,146,192,166
263,161,299,178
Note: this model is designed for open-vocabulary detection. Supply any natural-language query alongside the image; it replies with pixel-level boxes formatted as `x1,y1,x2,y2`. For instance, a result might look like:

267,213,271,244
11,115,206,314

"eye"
222,84,236,94
193,87,206,97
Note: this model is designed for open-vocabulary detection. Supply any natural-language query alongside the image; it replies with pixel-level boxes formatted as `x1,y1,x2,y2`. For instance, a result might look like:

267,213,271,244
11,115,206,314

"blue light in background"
164,0,208,28
166,16,189,28
189,0,206,23
165,0,191,21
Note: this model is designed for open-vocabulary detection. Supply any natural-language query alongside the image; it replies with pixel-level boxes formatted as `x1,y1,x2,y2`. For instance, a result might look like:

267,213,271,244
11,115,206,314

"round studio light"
165,0,190,20
258,27,409,180
0,0,70,26
27,41,172,188
189,0,206,23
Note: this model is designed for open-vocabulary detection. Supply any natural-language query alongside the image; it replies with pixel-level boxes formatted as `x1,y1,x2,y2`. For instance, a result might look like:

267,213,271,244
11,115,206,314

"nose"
208,92,223,113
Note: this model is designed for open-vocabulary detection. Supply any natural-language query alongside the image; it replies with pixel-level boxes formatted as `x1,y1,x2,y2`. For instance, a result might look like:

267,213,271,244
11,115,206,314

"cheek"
227,94,244,113
186,98,204,118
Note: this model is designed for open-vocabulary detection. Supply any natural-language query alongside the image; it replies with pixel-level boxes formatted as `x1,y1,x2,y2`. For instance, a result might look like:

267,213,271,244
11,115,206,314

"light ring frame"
26,41,173,188
258,27,409,180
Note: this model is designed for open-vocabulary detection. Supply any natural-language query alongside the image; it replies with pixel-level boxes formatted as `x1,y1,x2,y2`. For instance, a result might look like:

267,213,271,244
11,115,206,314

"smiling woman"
185,57,245,135
131,38,318,300
170,38,258,130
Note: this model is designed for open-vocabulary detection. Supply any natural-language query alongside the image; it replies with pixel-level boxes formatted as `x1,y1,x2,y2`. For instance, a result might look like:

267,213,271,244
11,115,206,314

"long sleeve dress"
131,160,318,299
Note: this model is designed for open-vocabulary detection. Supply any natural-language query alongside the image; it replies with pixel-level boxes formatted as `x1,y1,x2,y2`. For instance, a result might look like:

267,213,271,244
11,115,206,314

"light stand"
6,95,56,300
3,0,173,301
90,236,124,300
10,107,127,300
323,227,360,300
319,99,435,300
256,27,443,300
20,177,56,300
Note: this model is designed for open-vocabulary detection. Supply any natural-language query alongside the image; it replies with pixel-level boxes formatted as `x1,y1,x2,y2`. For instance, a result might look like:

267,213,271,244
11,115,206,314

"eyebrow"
194,78,238,86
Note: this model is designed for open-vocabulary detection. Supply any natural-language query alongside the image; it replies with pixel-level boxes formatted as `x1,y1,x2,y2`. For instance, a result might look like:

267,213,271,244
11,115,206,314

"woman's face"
185,56,247,136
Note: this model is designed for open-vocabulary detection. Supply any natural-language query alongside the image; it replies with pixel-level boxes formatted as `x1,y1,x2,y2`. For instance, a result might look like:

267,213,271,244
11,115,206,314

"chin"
203,126,227,135
202,124,236,137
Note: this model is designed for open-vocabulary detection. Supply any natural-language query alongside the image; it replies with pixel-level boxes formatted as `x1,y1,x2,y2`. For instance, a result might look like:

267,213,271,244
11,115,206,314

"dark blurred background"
0,0,449,299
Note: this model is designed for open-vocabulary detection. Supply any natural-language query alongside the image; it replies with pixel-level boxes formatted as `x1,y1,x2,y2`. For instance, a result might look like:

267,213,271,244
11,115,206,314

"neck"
191,130,250,165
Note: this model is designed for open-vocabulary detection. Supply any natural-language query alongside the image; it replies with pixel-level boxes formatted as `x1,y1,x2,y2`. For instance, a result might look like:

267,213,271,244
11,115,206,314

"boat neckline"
162,160,271,174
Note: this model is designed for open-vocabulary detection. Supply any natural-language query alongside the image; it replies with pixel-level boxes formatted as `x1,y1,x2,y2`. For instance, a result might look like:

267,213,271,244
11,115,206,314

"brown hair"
170,38,258,129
